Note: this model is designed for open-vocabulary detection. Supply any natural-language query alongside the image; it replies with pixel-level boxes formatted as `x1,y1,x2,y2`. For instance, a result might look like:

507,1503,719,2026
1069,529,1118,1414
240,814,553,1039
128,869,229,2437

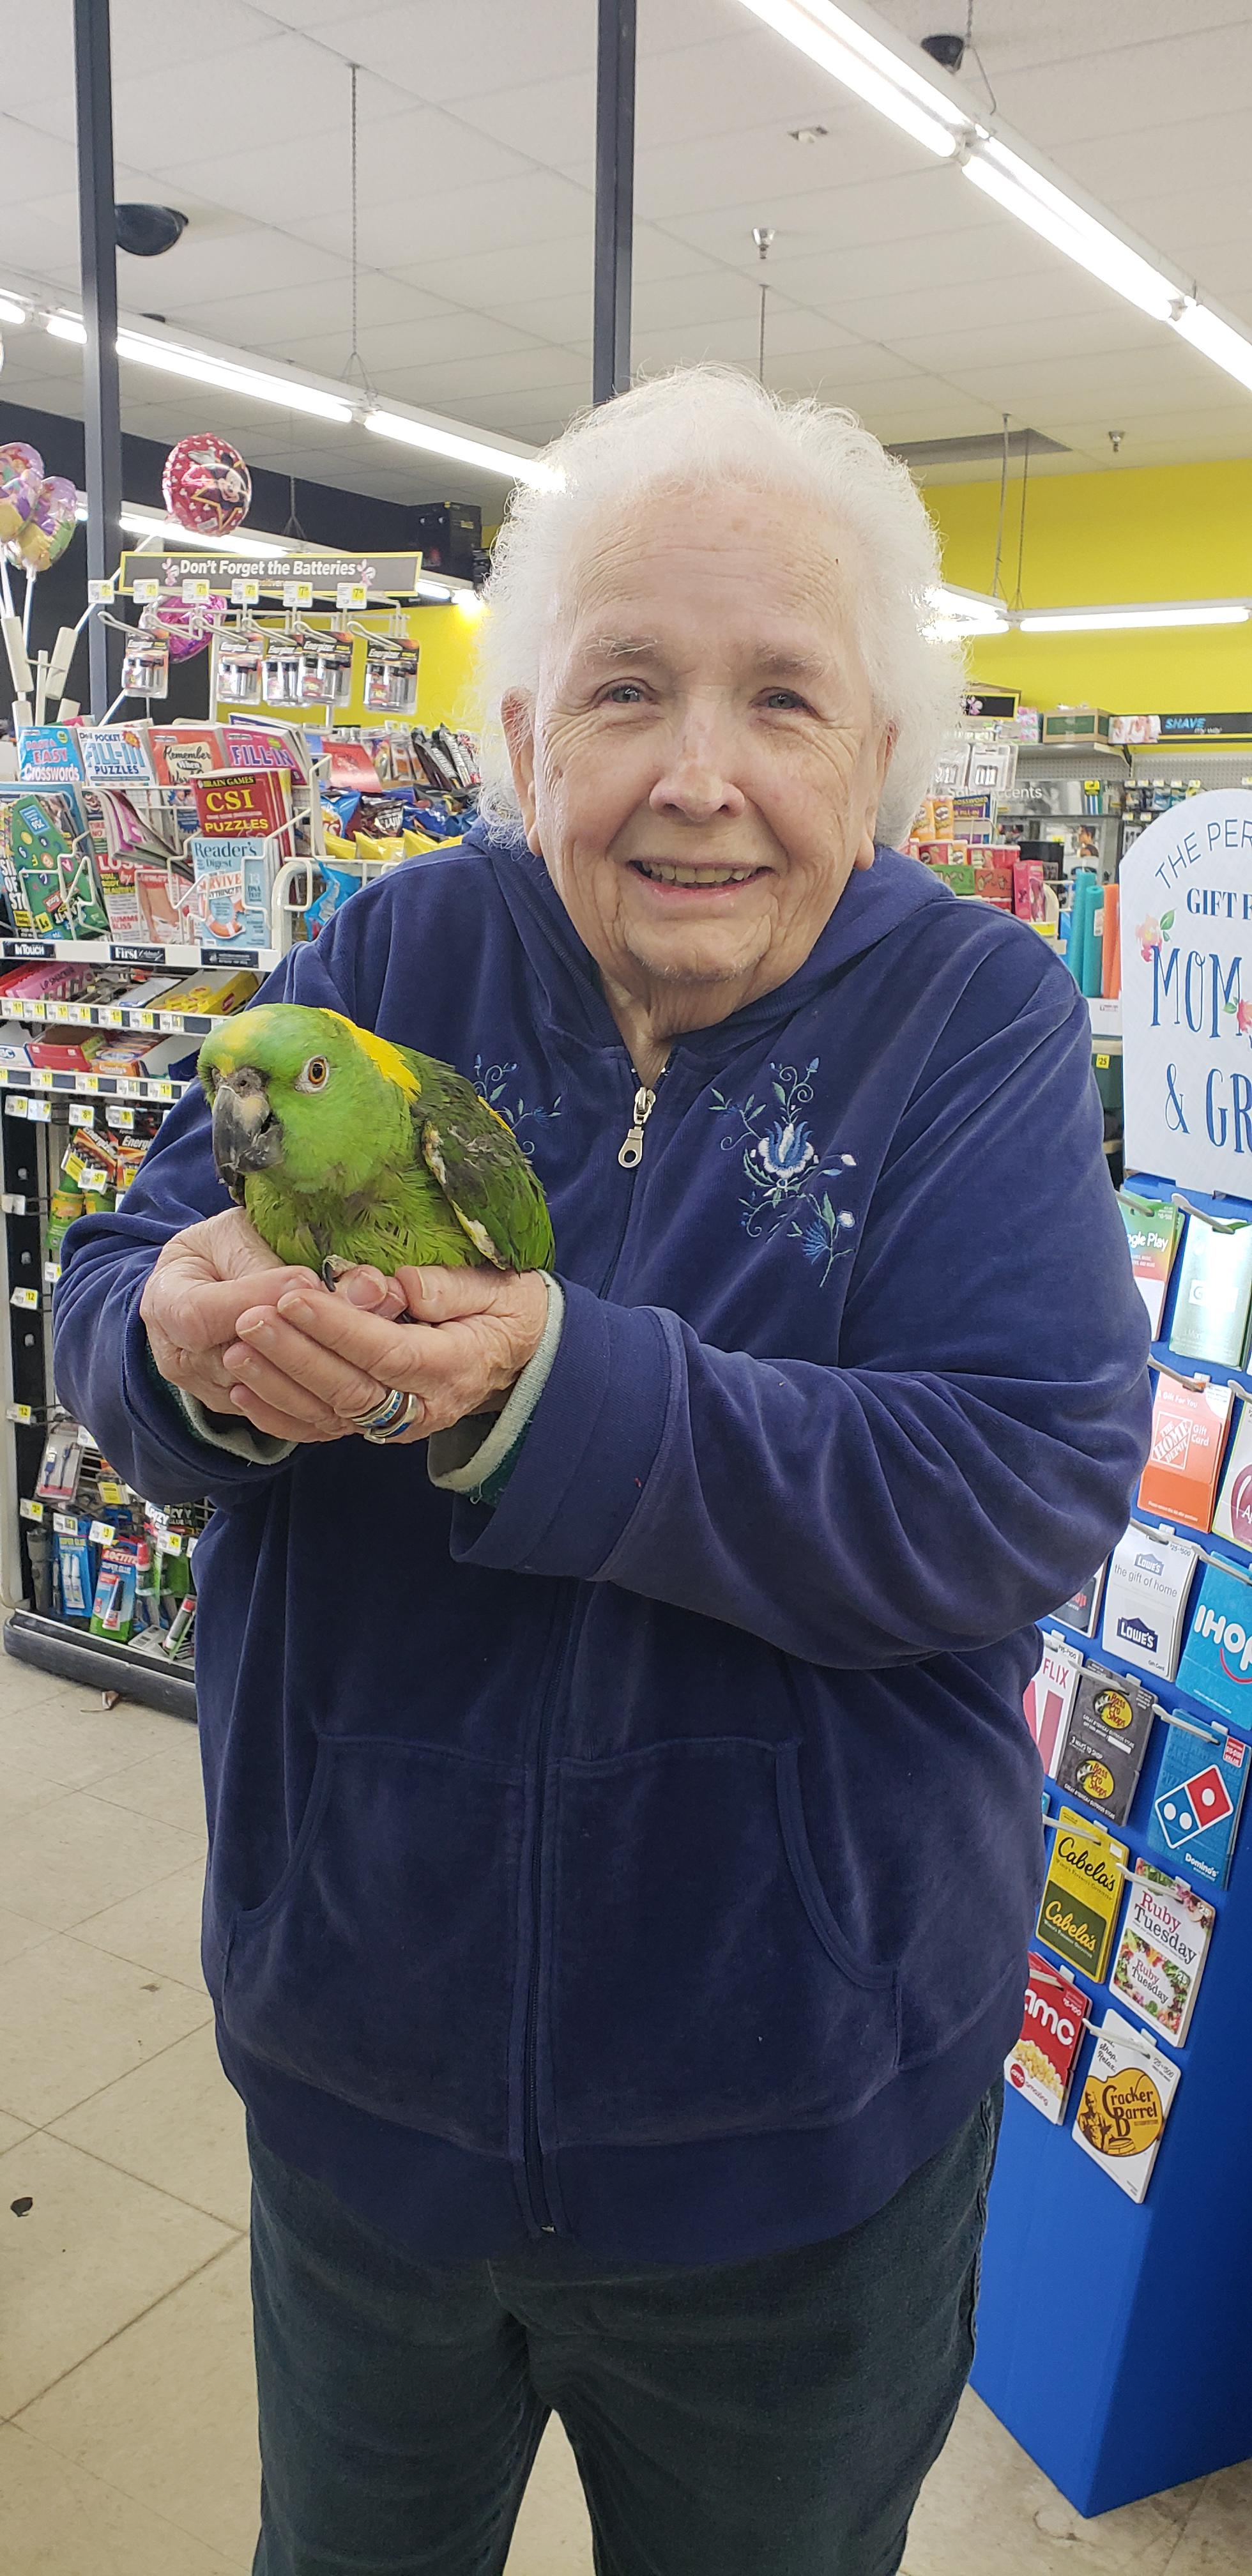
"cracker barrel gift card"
1072,2011,1180,2202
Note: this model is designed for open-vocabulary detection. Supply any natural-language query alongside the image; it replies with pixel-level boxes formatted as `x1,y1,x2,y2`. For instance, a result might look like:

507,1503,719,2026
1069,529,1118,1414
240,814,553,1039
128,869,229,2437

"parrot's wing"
411,1068,555,1271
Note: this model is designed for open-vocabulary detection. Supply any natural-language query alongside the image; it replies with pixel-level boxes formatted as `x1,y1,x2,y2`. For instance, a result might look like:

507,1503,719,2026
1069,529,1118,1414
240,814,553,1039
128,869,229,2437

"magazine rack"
973,793,1252,2513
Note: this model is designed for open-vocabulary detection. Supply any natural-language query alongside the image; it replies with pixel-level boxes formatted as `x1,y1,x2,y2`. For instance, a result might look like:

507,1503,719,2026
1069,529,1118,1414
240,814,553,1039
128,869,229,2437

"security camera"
114,205,188,258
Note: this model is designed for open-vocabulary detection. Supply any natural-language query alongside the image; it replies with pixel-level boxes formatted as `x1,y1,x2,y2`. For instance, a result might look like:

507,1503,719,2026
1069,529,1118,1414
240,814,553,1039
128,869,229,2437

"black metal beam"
73,0,123,716
593,0,636,405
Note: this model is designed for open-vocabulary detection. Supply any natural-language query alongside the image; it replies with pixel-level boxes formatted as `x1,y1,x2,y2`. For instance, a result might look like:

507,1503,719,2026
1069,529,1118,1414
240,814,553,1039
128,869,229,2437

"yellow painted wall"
927,457,1252,715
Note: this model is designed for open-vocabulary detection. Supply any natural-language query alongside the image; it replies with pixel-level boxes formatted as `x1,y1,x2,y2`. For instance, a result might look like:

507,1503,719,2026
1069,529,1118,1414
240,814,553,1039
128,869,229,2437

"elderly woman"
54,367,1149,2576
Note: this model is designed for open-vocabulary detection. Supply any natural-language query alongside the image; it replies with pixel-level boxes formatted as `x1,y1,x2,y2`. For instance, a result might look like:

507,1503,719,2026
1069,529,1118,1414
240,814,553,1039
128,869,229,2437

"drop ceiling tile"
24,33,354,153
0,118,77,210
638,0,743,50
986,25,1252,150
123,226,352,312
445,69,596,170
888,309,1165,377
374,344,593,403
630,316,796,371
277,314,549,377
111,0,280,79
172,111,528,236
944,350,1249,418
291,169,592,267
882,0,1252,81
0,194,82,277
631,121,919,224
347,0,597,100
1115,186,1252,270
1044,113,1250,211
178,273,455,349
825,268,1113,346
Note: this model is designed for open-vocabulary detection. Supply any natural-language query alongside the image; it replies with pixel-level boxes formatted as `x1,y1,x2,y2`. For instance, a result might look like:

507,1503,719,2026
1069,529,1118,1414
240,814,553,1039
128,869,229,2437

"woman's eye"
761,689,807,711
602,682,646,704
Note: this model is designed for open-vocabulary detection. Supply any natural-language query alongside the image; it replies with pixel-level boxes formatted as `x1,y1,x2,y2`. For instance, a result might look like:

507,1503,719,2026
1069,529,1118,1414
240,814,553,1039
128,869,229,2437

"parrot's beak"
210,1066,282,1203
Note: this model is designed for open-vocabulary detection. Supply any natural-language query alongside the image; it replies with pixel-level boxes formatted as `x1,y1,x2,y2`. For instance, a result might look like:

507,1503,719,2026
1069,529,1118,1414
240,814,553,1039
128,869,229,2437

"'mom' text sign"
1122,790,1252,1192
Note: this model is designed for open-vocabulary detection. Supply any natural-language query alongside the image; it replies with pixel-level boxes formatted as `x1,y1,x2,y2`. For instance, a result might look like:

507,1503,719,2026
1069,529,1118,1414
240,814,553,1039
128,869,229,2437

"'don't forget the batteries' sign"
1122,790,1252,1192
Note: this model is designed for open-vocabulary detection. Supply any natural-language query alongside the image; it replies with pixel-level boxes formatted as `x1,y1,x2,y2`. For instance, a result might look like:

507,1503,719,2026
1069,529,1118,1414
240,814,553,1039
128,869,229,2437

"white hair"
475,364,960,849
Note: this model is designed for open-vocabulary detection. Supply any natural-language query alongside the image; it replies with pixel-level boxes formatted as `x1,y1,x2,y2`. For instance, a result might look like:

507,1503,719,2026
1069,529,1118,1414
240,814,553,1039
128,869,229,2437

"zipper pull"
618,1084,657,1170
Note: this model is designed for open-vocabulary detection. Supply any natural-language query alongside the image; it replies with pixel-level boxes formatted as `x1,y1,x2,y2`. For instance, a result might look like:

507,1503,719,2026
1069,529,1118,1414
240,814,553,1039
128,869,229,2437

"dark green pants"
250,2087,1000,2576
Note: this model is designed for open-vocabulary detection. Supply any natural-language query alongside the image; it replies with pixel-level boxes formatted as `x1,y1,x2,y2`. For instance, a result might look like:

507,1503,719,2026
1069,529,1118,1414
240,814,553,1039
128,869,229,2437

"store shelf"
0,936,279,971
11,997,233,1038
0,1065,191,1107
3,1606,195,1721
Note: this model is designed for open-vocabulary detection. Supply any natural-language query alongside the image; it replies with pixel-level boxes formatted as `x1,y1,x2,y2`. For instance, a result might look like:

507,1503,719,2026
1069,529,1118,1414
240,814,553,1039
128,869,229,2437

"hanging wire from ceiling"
1012,433,1032,613
283,474,309,541
991,411,1011,601
342,63,375,400
963,1,998,118
753,226,775,385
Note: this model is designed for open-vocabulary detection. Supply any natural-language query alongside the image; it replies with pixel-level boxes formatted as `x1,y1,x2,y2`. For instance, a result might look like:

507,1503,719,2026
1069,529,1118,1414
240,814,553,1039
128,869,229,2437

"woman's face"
506,484,892,1024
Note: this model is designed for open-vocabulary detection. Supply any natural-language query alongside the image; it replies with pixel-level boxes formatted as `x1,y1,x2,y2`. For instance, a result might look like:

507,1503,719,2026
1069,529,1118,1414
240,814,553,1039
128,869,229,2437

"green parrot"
197,1003,554,1277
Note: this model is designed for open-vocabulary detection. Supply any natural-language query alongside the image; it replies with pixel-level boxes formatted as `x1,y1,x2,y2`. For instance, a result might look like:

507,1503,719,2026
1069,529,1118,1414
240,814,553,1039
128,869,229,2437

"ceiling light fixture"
1018,602,1251,634
116,330,353,422
737,0,967,156
416,578,453,601
1170,303,1252,394
0,293,27,326
963,142,1181,322
46,311,87,342
363,408,561,489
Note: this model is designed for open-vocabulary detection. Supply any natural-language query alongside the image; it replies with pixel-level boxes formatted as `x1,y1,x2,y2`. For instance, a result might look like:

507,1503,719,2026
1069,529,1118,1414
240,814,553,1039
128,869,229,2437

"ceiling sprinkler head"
752,226,775,261
788,124,828,144
1108,428,1124,454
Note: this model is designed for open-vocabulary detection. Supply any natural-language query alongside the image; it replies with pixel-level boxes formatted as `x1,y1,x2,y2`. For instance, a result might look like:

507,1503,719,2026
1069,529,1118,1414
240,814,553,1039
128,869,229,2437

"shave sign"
1122,790,1252,1193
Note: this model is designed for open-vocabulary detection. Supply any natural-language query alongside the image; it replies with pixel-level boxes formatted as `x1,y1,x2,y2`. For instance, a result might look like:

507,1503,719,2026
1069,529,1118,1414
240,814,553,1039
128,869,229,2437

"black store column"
593,0,636,404
74,0,123,715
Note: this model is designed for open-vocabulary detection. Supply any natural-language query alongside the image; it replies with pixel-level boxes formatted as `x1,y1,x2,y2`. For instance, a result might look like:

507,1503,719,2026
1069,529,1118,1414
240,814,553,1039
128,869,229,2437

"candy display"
162,433,251,536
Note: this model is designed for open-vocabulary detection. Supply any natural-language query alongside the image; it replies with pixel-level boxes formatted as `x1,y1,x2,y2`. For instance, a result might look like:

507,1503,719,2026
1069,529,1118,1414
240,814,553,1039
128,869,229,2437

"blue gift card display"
1175,1559,1252,1722
1147,1721,1249,1889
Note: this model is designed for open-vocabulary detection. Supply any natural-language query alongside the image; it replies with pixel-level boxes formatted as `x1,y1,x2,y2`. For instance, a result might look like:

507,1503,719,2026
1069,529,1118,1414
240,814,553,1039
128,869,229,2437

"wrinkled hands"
139,1207,549,1448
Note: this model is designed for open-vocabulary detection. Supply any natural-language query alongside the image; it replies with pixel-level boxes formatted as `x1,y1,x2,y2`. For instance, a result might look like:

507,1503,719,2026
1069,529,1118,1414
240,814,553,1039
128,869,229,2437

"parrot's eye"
296,1055,330,1093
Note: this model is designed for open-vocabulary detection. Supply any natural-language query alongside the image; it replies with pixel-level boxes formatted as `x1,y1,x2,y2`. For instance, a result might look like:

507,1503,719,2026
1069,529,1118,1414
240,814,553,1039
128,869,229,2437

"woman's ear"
854,721,896,870
503,691,541,854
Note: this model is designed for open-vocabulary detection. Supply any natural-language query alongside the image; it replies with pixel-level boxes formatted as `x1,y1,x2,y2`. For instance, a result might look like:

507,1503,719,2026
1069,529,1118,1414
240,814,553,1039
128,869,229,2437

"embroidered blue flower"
472,1056,561,1160
709,1059,859,1282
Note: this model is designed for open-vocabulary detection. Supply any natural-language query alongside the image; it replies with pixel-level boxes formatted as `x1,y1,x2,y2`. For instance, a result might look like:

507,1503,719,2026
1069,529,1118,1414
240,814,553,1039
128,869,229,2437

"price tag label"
6,1402,33,1422
98,1006,123,1027
79,1075,101,1095
19,1498,44,1522
231,578,260,605
181,578,211,604
158,1012,185,1032
79,1169,109,1194
43,1261,61,1282
1,1194,26,1213
10,1287,40,1309
98,1479,125,1506
160,1529,185,1555
282,579,314,608
336,581,367,609
153,1080,174,1100
4,1098,27,1120
31,1070,54,1089
89,1518,116,1546
107,1107,135,1130
27,1101,50,1122
133,579,160,602
53,1510,80,1535
87,578,114,604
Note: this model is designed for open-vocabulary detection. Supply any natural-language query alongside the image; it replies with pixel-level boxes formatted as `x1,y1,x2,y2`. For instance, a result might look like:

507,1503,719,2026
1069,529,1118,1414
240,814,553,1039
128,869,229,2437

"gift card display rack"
972,792,1252,2514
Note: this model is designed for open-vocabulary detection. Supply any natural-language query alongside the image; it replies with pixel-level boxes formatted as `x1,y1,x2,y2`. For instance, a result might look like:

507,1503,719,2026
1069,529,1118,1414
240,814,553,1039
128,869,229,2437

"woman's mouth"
629,861,765,887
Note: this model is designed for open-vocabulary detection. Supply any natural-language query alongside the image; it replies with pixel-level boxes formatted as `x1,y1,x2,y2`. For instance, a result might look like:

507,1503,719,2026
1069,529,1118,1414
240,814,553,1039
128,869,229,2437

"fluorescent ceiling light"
737,0,965,157
1019,602,1250,633
926,583,1010,638
964,143,1180,321
46,310,87,343
0,294,27,326
416,578,453,601
116,330,353,422
1172,302,1252,393
363,407,559,489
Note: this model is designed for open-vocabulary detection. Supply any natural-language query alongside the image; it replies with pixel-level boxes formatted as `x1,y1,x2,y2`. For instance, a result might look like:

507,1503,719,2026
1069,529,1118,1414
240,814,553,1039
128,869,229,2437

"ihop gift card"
1148,1721,1249,1889
1176,1559,1252,1722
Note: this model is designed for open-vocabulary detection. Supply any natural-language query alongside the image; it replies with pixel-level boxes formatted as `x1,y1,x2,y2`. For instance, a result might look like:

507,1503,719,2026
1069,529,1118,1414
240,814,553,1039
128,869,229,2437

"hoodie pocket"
220,1737,525,2153
547,1738,899,2150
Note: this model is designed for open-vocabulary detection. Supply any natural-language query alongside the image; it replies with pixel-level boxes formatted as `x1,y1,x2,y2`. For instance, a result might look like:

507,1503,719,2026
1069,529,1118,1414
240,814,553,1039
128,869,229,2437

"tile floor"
1,1657,1248,2575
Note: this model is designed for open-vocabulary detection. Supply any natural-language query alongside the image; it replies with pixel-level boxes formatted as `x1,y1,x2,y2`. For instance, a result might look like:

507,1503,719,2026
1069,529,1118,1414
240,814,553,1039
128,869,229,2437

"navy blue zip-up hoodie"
53,825,1150,2265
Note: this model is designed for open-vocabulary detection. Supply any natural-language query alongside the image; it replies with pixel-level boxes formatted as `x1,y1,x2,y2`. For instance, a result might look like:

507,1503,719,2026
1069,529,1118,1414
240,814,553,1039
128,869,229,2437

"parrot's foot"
321,1255,352,1291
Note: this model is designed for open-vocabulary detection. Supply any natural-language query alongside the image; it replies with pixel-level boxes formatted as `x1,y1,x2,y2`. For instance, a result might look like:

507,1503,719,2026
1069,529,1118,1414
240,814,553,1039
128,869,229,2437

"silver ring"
351,1387,418,1443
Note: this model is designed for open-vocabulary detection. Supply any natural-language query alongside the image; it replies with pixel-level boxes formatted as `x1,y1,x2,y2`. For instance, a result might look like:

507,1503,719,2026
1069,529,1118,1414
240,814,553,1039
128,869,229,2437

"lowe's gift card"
1176,1559,1252,1722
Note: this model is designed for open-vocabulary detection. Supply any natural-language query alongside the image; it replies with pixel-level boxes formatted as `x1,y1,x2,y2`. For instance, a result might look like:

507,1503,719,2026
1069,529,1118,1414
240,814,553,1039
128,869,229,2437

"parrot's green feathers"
197,1003,554,1275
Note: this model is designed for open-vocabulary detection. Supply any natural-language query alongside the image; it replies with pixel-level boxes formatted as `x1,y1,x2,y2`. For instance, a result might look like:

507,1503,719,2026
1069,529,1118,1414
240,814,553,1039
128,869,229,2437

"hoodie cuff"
144,1347,296,1468
427,1275,564,1502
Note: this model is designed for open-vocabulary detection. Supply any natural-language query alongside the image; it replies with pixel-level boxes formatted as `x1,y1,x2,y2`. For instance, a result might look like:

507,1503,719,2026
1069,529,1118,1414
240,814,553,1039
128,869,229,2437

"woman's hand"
224,1263,549,1446
140,1210,404,1443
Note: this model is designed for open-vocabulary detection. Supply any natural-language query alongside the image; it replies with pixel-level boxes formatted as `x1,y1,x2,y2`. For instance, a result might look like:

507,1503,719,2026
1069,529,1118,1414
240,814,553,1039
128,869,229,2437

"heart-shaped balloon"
5,474,79,573
0,441,43,546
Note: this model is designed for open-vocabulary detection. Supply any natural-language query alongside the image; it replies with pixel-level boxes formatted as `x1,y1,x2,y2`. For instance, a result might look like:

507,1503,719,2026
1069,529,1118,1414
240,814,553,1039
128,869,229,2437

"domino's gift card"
1147,1722,1249,1889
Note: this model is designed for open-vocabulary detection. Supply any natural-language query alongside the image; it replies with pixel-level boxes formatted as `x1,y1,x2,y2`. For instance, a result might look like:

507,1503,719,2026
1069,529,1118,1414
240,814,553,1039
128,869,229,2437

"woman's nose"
649,755,747,824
